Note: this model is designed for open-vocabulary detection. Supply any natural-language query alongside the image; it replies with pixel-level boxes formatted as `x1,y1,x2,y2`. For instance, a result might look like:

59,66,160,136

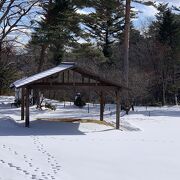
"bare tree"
0,0,38,94
0,0,38,58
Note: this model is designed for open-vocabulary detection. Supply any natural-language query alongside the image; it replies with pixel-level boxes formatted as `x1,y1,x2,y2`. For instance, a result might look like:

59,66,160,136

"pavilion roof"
11,62,126,89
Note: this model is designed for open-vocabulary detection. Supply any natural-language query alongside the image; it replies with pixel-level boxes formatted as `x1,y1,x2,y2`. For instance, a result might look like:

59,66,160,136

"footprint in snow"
0,159,38,179
31,136,61,176
0,144,51,180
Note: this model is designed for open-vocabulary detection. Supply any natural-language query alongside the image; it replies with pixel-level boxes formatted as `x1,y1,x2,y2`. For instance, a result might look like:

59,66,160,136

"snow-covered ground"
0,96,180,180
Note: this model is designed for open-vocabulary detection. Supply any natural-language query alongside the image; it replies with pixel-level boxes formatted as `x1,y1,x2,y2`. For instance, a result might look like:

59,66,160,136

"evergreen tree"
82,0,125,63
149,4,180,105
31,0,82,67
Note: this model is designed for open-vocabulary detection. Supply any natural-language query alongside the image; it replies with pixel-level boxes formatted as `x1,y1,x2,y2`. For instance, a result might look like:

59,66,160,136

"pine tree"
31,0,82,67
83,0,125,63
149,4,180,105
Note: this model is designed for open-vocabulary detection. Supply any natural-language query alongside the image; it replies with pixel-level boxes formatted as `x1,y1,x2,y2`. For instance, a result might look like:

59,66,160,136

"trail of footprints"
0,144,42,179
0,138,61,180
32,136,61,178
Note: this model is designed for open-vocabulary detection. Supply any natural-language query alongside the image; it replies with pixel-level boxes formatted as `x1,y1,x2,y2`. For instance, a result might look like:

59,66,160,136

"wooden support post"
116,90,120,129
21,88,25,120
100,91,104,121
67,70,70,83
73,71,75,86
88,103,90,113
62,72,65,83
25,88,30,127
82,75,84,83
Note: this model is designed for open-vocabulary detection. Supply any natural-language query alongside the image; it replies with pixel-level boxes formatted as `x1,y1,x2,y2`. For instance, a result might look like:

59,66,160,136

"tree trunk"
0,42,2,95
172,57,178,105
37,44,47,73
123,0,131,111
123,0,131,88
175,94,178,106
116,90,120,129
100,91,104,121
0,42,2,62
34,44,47,106
162,81,166,106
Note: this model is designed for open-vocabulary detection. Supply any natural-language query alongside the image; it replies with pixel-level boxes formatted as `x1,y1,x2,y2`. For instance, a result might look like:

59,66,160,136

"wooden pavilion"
11,62,126,129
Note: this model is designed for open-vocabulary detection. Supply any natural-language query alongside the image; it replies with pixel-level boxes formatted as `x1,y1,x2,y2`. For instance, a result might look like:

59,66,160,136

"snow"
11,62,75,88
0,96,180,180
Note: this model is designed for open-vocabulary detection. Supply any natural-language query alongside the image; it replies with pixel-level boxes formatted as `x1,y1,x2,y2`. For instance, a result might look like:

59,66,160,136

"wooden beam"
21,88,25,120
100,91,104,121
29,85,116,92
116,90,120,129
73,68,123,89
29,82,117,88
25,88,30,127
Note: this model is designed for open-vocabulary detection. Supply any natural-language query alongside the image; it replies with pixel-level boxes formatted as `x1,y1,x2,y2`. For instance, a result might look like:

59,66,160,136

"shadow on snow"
0,117,85,136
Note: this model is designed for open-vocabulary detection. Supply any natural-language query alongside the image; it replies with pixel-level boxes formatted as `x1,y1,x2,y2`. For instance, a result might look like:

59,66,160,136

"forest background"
0,0,180,106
